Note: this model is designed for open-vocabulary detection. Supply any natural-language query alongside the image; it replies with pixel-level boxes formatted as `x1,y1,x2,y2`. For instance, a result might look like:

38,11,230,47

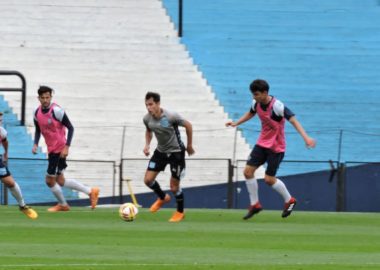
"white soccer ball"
119,203,139,222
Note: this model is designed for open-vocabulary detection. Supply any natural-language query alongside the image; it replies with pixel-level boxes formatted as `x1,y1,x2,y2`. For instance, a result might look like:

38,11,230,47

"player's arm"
2,137,8,163
143,128,153,156
53,107,74,158
32,118,41,154
288,116,316,148
225,111,255,127
183,120,195,156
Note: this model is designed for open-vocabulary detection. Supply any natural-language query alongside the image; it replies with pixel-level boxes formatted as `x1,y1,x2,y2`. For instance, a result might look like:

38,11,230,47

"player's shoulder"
52,103,64,112
162,108,175,115
250,99,257,111
273,97,285,109
143,113,154,126
143,113,151,121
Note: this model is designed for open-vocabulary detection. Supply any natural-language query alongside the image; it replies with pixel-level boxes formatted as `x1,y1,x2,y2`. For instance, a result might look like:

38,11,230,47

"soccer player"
0,112,38,219
32,86,99,212
226,79,316,219
143,92,195,222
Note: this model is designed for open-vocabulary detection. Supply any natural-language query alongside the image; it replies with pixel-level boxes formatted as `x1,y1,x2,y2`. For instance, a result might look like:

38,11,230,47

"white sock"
9,182,25,207
50,183,68,205
63,178,91,195
271,178,291,202
245,178,259,205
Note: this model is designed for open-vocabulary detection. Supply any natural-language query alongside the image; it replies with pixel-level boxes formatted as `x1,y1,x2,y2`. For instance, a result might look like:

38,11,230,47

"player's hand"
32,144,38,154
225,121,237,127
143,145,150,156
60,145,69,158
305,137,316,149
186,145,195,156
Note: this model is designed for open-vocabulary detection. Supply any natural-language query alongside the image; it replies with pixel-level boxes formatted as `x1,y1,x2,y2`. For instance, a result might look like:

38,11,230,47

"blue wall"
162,0,380,175
118,164,378,212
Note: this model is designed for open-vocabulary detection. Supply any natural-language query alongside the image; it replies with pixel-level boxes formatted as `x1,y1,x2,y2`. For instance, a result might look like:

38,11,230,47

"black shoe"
243,202,263,220
282,197,297,218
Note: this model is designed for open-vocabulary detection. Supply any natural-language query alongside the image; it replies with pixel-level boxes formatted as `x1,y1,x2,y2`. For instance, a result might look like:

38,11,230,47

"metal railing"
1,156,379,212
0,70,27,125
1,157,116,205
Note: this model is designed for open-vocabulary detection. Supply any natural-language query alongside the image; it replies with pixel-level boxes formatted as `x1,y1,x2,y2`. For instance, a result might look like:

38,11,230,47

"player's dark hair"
145,91,160,103
38,85,54,96
249,79,269,93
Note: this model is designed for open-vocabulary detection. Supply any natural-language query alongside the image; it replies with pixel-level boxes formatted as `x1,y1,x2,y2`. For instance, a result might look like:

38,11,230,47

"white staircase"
0,0,258,199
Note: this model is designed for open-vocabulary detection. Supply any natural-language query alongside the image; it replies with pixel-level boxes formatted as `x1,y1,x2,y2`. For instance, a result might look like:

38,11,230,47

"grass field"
0,206,379,270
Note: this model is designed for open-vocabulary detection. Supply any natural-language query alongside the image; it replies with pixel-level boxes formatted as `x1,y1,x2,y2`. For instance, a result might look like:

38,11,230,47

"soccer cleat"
282,197,297,218
89,187,100,209
169,211,185,222
149,194,171,212
243,202,263,220
47,204,70,212
19,205,38,220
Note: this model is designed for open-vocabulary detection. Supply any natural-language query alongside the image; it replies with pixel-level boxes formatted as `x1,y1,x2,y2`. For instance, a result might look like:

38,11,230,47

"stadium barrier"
1,157,379,212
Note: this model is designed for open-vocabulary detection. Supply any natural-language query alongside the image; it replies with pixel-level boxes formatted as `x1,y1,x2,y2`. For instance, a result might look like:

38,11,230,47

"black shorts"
147,150,186,180
0,157,11,178
47,153,67,176
247,145,284,177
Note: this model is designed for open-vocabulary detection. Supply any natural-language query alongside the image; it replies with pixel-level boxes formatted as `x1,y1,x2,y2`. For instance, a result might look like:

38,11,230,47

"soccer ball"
119,203,138,222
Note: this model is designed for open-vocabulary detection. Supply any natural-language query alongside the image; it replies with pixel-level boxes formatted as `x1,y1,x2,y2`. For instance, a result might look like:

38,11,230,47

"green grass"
0,206,379,270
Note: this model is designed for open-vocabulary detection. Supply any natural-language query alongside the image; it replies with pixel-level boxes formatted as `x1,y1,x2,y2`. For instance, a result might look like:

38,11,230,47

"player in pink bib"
226,79,316,219
32,86,99,212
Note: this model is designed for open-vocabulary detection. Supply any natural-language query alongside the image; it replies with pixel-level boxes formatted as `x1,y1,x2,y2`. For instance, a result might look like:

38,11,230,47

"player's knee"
144,178,153,186
264,175,276,186
170,185,179,194
243,170,254,179
2,178,15,188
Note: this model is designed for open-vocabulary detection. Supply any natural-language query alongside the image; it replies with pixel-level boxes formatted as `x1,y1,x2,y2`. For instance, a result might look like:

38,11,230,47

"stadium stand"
0,0,253,203
1,0,380,209
162,0,380,175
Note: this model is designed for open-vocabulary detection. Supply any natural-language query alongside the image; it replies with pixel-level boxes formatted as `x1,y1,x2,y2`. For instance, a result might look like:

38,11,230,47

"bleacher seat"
0,0,253,201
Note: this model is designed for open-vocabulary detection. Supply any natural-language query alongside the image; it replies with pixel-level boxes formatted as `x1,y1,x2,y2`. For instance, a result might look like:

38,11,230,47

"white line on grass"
0,263,216,268
1,262,380,268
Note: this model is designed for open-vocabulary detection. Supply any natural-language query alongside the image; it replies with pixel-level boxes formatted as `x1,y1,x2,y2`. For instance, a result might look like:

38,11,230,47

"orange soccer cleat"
90,187,100,209
169,211,185,222
19,205,38,220
149,194,171,212
47,204,70,212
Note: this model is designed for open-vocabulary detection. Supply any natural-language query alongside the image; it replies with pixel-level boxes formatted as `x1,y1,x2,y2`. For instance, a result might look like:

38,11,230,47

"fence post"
337,129,343,163
1,182,8,205
226,159,234,209
336,163,346,211
178,0,183,37
119,162,123,204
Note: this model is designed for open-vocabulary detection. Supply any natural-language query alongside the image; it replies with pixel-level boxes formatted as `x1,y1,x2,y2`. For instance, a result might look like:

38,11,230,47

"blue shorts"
247,145,284,177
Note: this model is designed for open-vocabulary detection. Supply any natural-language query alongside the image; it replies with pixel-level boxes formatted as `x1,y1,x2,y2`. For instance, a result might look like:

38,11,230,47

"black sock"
148,181,166,200
175,191,184,213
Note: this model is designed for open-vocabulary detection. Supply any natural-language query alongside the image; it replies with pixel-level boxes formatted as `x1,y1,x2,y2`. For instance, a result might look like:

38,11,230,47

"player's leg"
168,151,185,222
1,173,38,219
145,150,170,212
243,145,265,220
46,153,69,212
265,151,296,218
56,158,100,209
